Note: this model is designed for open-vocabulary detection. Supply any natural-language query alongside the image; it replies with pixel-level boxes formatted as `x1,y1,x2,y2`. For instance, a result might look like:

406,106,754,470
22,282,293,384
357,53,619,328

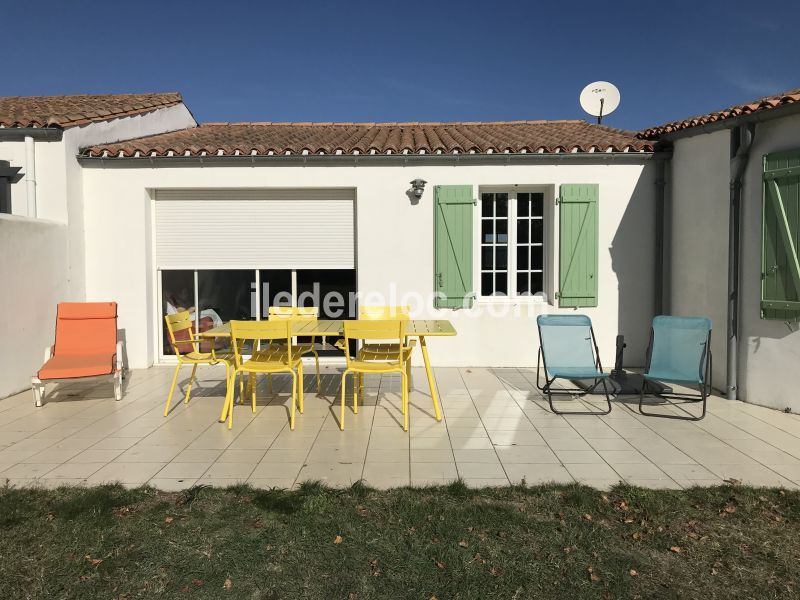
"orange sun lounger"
31,302,124,407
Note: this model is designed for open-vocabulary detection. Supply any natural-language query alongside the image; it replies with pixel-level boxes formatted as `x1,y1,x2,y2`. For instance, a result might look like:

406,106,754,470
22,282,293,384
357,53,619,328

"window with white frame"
479,189,545,298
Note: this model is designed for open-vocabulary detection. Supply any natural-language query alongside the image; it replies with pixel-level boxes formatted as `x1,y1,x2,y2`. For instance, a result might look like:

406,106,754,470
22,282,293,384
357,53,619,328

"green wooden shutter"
762,149,800,321
434,185,474,308
558,183,599,308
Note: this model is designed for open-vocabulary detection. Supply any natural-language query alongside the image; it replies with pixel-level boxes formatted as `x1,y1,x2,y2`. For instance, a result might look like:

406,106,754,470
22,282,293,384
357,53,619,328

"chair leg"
638,378,648,415
313,349,321,394
220,364,232,423
698,384,708,420
290,370,297,430
545,378,556,414
228,372,237,430
164,363,181,416
600,378,612,415
184,364,198,404
113,370,122,401
340,371,348,430
297,361,305,414
401,371,409,432
353,372,359,415
31,378,44,408
239,372,245,405
246,372,255,404
251,373,257,413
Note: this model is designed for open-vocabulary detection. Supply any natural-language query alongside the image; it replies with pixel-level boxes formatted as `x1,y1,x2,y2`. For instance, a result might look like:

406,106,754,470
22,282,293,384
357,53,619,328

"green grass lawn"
1,481,798,599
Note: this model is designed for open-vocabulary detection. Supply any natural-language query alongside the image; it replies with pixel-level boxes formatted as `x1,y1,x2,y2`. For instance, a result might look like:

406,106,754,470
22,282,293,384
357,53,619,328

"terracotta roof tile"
82,120,653,158
640,87,800,139
0,93,183,129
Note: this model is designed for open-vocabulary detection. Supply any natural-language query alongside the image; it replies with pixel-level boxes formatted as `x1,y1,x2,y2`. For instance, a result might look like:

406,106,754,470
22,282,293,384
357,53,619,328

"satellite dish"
580,81,620,124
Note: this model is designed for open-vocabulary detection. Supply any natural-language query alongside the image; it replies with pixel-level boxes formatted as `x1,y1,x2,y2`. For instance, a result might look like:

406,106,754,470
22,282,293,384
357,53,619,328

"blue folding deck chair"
639,316,712,421
536,315,612,415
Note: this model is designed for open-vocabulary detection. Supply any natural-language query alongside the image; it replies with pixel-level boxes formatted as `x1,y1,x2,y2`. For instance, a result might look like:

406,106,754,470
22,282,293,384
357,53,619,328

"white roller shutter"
154,188,355,269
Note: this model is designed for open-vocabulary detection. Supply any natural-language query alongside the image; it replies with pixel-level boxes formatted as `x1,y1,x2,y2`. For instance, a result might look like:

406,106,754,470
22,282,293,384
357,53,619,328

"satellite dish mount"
579,81,620,124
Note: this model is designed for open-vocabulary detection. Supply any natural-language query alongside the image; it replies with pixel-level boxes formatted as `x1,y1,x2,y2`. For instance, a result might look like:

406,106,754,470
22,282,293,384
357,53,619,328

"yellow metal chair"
267,306,321,393
226,320,304,430
163,311,233,418
340,320,411,431
354,305,415,397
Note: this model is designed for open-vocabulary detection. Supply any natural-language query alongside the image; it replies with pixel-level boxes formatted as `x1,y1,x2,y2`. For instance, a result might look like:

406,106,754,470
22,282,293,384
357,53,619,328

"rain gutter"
77,151,663,168
0,127,63,141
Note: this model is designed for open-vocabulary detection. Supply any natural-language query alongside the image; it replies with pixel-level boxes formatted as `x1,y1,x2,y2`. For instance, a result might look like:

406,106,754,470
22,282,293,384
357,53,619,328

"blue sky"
3,1,797,131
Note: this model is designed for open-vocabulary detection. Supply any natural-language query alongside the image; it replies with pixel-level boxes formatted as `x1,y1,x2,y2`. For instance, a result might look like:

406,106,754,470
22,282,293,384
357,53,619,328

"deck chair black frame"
535,315,613,415
638,316,712,421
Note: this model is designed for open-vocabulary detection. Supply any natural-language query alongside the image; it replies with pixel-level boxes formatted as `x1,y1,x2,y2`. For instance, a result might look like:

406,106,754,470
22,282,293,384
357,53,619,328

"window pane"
296,269,357,355
517,273,530,295
517,193,529,217
517,246,528,270
259,270,292,316
530,272,544,294
496,219,508,243
198,270,256,322
197,270,255,352
481,246,493,270
531,193,544,217
482,219,494,243
481,193,494,217
297,269,357,319
481,273,493,296
531,246,544,270
161,270,194,355
496,193,508,217
517,218,529,243
531,219,543,244
495,273,508,295
496,246,507,270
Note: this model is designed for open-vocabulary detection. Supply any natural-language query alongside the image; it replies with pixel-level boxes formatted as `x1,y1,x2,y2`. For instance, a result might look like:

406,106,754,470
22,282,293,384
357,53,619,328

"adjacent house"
641,88,800,412
2,88,798,415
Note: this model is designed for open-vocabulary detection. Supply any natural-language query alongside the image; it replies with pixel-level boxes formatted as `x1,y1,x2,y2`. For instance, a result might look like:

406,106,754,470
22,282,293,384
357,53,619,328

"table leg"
219,369,234,423
419,336,442,421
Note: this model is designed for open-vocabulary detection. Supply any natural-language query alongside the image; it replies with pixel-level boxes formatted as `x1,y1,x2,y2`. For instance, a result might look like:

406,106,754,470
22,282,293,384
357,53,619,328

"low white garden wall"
0,215,70,398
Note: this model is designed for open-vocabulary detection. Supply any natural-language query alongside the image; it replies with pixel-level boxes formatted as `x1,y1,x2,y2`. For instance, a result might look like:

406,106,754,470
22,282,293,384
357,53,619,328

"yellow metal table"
203,319,456,423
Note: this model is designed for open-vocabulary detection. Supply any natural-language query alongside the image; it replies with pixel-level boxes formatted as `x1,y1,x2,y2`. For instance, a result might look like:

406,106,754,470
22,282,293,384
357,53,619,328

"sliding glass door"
159,268,356,359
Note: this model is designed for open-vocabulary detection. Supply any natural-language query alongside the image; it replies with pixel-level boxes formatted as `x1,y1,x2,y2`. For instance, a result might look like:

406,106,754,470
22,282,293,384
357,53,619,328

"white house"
74,119,659,380
4,88,799,415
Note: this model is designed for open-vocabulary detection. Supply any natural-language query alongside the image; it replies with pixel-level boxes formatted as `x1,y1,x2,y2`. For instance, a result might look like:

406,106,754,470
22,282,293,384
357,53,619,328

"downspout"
24,135,37,217
727,123,756,400
654,155,668,315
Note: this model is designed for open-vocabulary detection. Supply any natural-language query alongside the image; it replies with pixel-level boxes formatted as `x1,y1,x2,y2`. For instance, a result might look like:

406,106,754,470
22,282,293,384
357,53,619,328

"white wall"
668,130,730,389
81,159,657,370
739,113,800,411
59,103,197,304
0,215,69,397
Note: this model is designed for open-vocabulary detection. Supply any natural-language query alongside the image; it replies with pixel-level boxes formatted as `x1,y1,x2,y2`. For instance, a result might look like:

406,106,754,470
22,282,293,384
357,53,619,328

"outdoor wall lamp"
410,178,427,200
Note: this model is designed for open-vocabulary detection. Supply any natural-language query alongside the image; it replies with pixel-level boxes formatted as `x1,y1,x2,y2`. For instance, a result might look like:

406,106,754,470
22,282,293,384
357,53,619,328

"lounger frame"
31,341,124,407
